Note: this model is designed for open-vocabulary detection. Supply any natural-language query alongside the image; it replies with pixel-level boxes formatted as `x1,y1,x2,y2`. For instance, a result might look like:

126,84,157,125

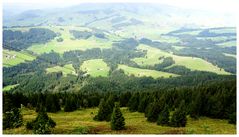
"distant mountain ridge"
3,3,235,28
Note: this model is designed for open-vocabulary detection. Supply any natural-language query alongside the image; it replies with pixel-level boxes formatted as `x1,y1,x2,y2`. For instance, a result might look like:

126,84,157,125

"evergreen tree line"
3,79,236,131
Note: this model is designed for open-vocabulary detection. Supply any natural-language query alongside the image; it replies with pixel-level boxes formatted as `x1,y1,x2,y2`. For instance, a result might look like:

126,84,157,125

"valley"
2,3,237,135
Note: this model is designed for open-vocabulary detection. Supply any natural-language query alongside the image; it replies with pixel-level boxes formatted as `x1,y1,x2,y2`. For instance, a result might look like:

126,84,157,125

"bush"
3,108,23,129
72,126,90,134
26,108,56,134
26,121,34,130
56,38,63,42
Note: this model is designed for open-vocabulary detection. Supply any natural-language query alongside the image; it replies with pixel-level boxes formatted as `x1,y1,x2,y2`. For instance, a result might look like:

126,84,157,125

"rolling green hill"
27,26,113,54
132,44,230,75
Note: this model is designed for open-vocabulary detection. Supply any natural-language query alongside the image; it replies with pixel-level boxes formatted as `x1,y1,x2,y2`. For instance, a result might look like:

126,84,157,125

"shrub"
26,108,56,134
3,108,23,129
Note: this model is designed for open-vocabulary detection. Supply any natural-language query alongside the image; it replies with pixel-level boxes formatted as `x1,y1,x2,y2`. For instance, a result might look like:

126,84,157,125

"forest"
3,78,236,133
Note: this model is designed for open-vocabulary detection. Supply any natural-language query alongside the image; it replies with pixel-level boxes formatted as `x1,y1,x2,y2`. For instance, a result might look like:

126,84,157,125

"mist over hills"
3,3,235,28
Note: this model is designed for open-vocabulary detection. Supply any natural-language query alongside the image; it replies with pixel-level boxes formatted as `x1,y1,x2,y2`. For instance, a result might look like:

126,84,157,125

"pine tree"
26,107,56,134
106,94,116,113
46,94,61,113
128,93,139,112
146,101,161,122
189,92,202,119
170,100,187,127
111,102,125,130
64,95,77,112
228,112,236,124
157,105,170,126
94,98,112,121
35,93,45,112
3,93,14,113
119,92,131,107
138,95,149,113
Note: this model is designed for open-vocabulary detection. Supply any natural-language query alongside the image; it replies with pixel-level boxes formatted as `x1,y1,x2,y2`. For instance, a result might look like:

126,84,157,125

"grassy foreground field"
80,59,110,77
118,64,178,79
132,44,230,75
3,107,236,134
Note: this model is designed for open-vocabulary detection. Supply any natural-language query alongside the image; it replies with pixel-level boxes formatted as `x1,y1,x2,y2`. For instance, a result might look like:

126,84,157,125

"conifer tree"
26,107,56,134
157,105,170,126
64,95,77,112
128,93,139,112
111,102,125,130
3,93,14,113
119,92,131,107
189,92,202,119
94,98,112,121
170,100,187,127
146,101,161,122
46,94,61,113
138,95,149,113
35,93,45,112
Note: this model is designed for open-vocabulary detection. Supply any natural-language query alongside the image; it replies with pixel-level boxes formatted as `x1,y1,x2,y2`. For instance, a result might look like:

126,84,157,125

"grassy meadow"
223,53,236,58
118,64,178,78
217,40,236,47
3,84,19,92
3,107,236,134
3,49,36,67
80,59,110,77
46,64,76,76
27,26,113,54
132,44,230,75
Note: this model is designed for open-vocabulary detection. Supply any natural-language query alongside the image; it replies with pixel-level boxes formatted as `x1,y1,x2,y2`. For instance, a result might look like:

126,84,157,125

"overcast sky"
3,0,238,15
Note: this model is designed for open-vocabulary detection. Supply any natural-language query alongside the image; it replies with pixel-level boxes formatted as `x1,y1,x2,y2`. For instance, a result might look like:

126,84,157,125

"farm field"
27,26,113,54
172,46,186,51
46,64,76,76
217,40,236,47
172,30,202,35
3,107,236,134
118,64,178,78
223,53,236,58
80,59,110,77
132,44,230,75
209,28,236,34
196,36,236,43
3,49,36,67
115,25,178,41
